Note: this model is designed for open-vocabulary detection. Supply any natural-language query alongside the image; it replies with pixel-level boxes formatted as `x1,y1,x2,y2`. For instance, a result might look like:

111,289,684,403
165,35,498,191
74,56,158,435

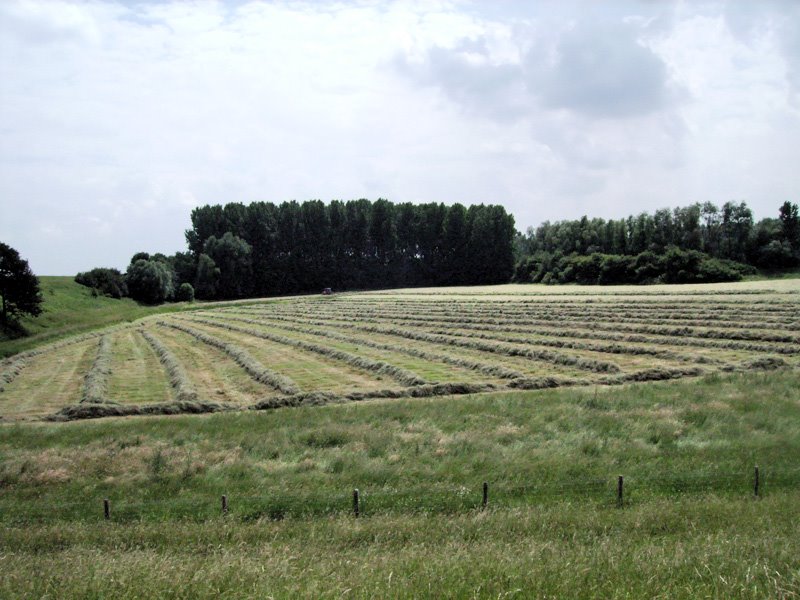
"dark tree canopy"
183,199,516,298
514,200,796,284
0,242,43,326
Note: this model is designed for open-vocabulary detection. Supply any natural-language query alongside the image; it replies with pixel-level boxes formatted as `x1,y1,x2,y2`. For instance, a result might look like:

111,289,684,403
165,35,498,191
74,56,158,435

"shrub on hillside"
75,268,128,299
127,259,175,304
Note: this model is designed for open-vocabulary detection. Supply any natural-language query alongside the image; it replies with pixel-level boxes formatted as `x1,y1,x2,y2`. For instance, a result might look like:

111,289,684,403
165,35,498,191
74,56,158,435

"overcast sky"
1,0,799,275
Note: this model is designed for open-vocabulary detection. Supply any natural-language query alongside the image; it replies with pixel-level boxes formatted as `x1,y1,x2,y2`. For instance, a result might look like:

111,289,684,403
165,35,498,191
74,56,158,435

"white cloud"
0,0,798,273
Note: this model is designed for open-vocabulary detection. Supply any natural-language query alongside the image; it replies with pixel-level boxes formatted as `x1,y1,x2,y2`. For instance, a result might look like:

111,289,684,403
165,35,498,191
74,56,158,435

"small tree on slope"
0,242,43,328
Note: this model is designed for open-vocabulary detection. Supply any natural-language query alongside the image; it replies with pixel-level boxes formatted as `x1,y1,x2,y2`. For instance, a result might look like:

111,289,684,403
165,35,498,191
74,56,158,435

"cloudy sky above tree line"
1,0,799,274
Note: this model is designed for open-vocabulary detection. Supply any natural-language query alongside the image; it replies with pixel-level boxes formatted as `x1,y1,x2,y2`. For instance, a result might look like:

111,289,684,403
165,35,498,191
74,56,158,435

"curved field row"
80,335,113,404
210,310,623,374
159,321,300,395
1,282,798,421
235,305,799,364
175,316,428,387
232,310,729,368
194,313,526,381
140,329,198,403
304,304,800,332
258,305,800,349
174,318,408,393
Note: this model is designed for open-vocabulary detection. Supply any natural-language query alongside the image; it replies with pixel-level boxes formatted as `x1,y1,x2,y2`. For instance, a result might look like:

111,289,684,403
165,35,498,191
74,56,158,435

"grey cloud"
393,38,528,121
524,22,672,118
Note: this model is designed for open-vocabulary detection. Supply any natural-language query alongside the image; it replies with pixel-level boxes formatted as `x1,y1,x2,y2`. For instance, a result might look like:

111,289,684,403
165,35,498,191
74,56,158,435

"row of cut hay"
283,304,800,343
276,307,800,355
207,313,527,381
265,311,720,367
48,399,235,421
80,335,114,404
140,329,199,402
223,312,621,374
326,304,800,332
358,288,794,299
327,293,799,307
178,317,428,387
598,366,706,384
0,325,136,393
332,295,800,314
250,382,501,411
319,299,800,324
158,321,300,395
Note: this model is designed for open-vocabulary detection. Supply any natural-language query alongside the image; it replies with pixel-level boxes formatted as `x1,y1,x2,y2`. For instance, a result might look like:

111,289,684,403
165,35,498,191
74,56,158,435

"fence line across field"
2,464,796,524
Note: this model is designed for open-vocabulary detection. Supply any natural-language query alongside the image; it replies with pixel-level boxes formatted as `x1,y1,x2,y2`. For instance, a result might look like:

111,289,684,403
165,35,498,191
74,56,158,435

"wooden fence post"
617,475,624,508
482,481,488,509
103,498,110,520
754,466,759,498
221,494,228,515
353,489,360,518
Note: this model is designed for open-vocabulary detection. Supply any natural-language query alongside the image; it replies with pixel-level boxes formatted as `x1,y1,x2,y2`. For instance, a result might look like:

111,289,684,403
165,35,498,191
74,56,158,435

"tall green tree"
0,242,43,327
203,232,253,299
194,254,219,300
779,201,799,256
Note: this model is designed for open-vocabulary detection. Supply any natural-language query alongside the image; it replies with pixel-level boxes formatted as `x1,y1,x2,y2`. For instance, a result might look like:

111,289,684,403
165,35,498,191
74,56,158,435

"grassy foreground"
1,371,799,597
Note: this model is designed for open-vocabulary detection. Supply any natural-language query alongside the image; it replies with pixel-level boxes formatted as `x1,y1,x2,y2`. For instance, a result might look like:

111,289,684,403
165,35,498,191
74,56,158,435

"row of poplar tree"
78,200,516,303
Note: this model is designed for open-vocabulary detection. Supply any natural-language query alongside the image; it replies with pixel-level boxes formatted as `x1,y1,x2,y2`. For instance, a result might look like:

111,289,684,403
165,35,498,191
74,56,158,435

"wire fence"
3,465,799,525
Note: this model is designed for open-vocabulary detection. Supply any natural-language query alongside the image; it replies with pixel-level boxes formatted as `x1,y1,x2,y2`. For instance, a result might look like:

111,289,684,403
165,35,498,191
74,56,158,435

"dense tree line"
77,200,515,303
182,199,515,299
74,199,799,303
514,201,800,284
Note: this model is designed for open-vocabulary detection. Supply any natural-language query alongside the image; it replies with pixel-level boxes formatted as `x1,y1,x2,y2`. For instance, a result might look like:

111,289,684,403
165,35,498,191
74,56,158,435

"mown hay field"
1,280,798,421
1,281,800,598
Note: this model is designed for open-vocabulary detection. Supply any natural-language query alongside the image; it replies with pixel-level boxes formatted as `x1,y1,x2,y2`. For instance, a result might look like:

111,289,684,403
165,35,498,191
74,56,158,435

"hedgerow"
158,321,300,395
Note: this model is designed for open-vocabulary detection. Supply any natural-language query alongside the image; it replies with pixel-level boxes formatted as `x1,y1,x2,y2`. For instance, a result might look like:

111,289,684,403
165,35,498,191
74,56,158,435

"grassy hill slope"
0,277,187,357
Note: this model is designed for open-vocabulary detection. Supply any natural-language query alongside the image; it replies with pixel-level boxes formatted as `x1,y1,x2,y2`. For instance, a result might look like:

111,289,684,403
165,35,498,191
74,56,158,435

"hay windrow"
80,335,114,404
47,399,233,421
158,321,300,395
177,317,428,387
140,329,199,402
205,313,527,381
1,324,135,393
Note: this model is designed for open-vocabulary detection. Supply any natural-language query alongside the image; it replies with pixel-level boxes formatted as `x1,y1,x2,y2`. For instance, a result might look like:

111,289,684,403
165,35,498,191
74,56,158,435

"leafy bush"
75,268,128,299
176,283,195,302
127,259,175,304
